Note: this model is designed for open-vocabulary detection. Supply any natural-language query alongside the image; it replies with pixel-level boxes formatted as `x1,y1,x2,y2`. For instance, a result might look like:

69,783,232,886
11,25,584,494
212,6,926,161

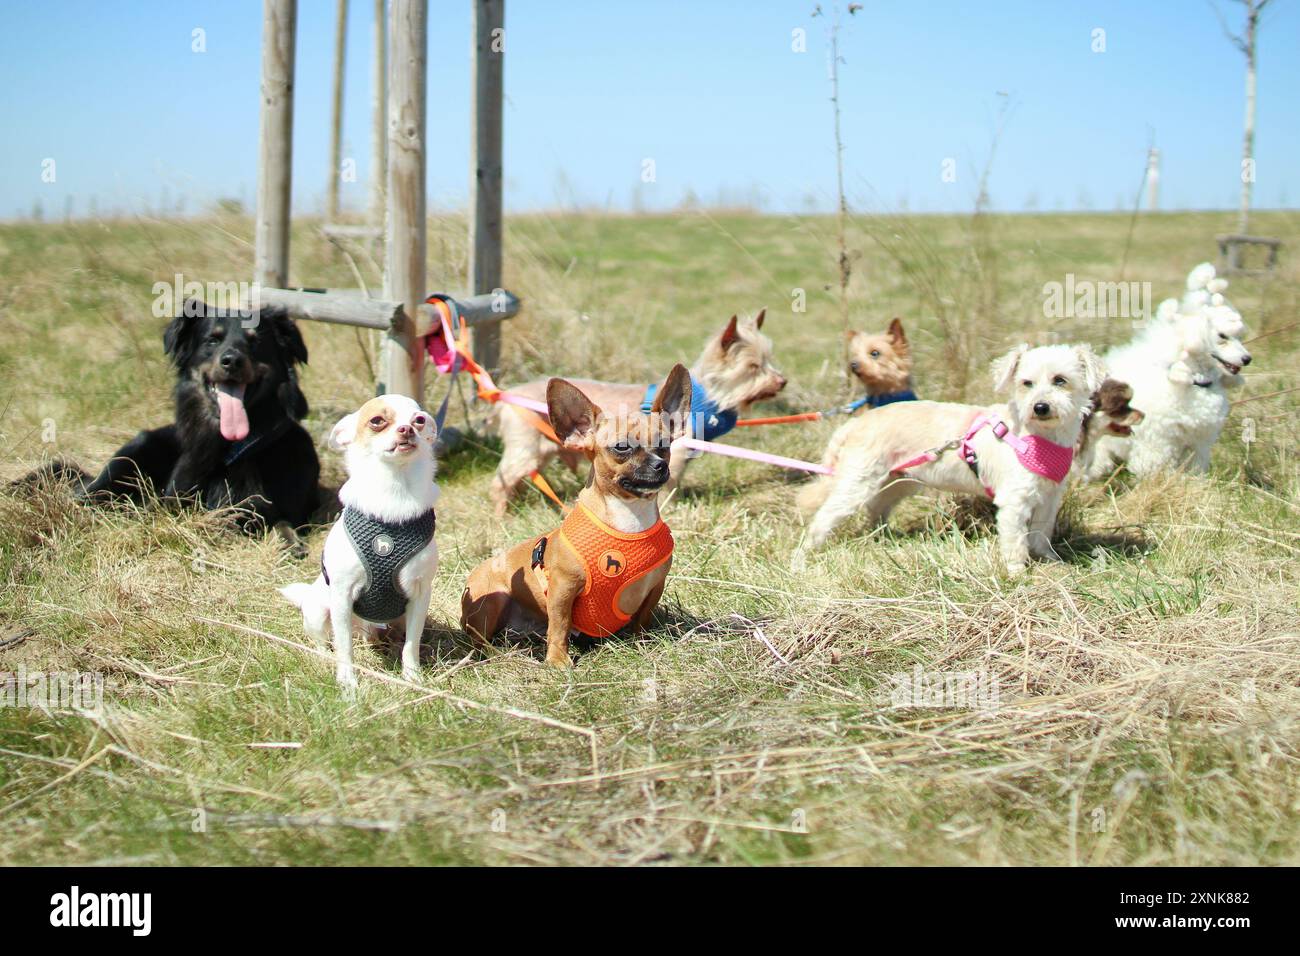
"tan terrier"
845,318,917,406
463,365,692,668
490,311,784,513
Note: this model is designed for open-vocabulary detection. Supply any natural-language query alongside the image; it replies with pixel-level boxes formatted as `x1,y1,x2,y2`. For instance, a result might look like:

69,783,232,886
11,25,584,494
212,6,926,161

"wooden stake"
370,0,387,226
255,0,297,290
327,0,348,221
469,0,505,375
380,0,427,399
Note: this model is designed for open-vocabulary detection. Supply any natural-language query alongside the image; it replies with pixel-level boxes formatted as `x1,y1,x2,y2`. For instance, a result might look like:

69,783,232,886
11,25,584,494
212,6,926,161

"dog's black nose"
651,457,668,477
219,351,238,369
849,362,861,374
1033,402,1051,417
1241,354,1252,366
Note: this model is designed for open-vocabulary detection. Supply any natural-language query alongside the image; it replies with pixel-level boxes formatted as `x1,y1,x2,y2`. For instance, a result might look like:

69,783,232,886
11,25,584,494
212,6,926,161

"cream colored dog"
490,311,785,513
795,344,1105,575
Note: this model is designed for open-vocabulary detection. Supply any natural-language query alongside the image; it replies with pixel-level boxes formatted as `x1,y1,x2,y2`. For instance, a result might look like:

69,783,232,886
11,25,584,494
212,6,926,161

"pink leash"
496,392,550,415
673,437,834,475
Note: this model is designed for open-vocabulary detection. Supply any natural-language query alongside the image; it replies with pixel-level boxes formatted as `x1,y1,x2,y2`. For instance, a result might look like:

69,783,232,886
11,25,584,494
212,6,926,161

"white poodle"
1088,263,1252,478
796,343,1104,575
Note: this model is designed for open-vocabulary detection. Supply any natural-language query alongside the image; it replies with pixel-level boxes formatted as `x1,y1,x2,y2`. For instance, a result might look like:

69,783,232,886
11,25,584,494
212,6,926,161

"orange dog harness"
535,503,674,638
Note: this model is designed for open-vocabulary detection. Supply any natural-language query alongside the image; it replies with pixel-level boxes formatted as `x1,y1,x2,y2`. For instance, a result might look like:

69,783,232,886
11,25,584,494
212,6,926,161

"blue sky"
1,0,1297,220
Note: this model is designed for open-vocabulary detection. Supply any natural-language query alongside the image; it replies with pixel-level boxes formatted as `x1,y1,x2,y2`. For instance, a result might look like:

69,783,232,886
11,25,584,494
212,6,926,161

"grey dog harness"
324,507,436,623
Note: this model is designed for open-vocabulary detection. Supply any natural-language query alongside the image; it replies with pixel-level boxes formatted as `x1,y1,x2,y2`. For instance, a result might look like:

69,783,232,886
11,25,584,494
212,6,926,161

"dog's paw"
544,652,574,670
273,520,309,559
401,666,421,683
1005,561,1028,577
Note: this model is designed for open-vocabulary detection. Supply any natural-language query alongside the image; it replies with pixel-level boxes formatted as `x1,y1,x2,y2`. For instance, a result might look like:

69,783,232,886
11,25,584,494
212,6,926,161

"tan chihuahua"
462,364,692,667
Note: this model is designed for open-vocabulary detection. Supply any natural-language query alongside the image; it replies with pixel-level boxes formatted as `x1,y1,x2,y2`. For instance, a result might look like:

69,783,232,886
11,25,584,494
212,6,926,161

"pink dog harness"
892,413,1074,498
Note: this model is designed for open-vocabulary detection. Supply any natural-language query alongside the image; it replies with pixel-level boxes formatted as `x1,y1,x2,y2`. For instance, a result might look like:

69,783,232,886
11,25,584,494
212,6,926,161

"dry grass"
0,209,1297,865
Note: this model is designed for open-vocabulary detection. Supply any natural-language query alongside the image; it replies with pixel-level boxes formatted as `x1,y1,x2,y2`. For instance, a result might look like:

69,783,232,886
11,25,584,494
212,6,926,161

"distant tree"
1211,0,1275,233
812,2,862,371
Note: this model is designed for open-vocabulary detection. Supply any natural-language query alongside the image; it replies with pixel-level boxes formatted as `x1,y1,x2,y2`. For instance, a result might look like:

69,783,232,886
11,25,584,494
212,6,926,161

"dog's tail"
8,459,91,492
796,425,850,514
279,581,320,610
795,477,832,514
279,578,332,637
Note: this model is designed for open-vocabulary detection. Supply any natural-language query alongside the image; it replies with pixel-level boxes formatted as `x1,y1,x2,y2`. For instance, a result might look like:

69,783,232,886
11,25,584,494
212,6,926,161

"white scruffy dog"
796,343,1104,575
1088,263,1252,478
281,395,439,690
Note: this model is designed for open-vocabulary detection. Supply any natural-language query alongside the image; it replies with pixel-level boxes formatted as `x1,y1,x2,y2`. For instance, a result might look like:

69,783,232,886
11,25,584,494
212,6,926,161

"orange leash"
427,296,560,440
529,470,571,513
733,411,824,426
426,297,570,510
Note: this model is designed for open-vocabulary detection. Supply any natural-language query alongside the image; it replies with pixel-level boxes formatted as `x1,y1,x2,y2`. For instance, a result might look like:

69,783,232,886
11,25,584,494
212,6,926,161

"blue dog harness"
861,389,917,410
640,376,738,440
826,389,919,418
323,507,437,623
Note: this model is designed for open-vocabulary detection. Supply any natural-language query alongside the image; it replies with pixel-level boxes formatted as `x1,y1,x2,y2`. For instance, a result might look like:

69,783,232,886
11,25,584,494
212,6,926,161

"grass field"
1,208,1298,865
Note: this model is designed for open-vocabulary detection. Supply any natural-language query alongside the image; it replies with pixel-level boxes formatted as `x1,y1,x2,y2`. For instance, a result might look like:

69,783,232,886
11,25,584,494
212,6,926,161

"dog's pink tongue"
216,383,250,441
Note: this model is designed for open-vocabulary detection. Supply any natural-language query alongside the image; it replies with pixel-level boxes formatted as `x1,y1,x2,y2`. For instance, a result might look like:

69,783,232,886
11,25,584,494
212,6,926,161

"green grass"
0,208,1298,865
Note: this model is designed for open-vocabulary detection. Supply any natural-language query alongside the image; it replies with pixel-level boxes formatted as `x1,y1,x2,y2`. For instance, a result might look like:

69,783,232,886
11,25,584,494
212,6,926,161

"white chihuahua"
281,394,439,689
796,343,1104,575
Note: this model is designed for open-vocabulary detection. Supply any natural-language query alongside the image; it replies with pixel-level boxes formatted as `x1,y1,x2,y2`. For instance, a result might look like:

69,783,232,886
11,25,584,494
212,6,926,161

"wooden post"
380,0,427,399
327,0,348,221
469,0,505,375
370,0,387,226
256,287,520,332
255,0,297,290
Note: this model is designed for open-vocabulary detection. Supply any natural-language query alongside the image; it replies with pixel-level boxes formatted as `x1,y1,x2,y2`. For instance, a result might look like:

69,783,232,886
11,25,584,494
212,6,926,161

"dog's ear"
163,302,205,368
651,363,693,440
844,329,859,343
753,308,766,330
1167,352,1195,386
328,412,359,451
1074,344,1106,394
719,315,740,351
547,378,601,452
887,318,907,346
268,308,309,366
991,344,1029,393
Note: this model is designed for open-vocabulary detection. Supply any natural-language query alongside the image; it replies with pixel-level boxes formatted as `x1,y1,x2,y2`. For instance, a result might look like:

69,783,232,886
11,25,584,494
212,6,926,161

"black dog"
36,300,320,552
